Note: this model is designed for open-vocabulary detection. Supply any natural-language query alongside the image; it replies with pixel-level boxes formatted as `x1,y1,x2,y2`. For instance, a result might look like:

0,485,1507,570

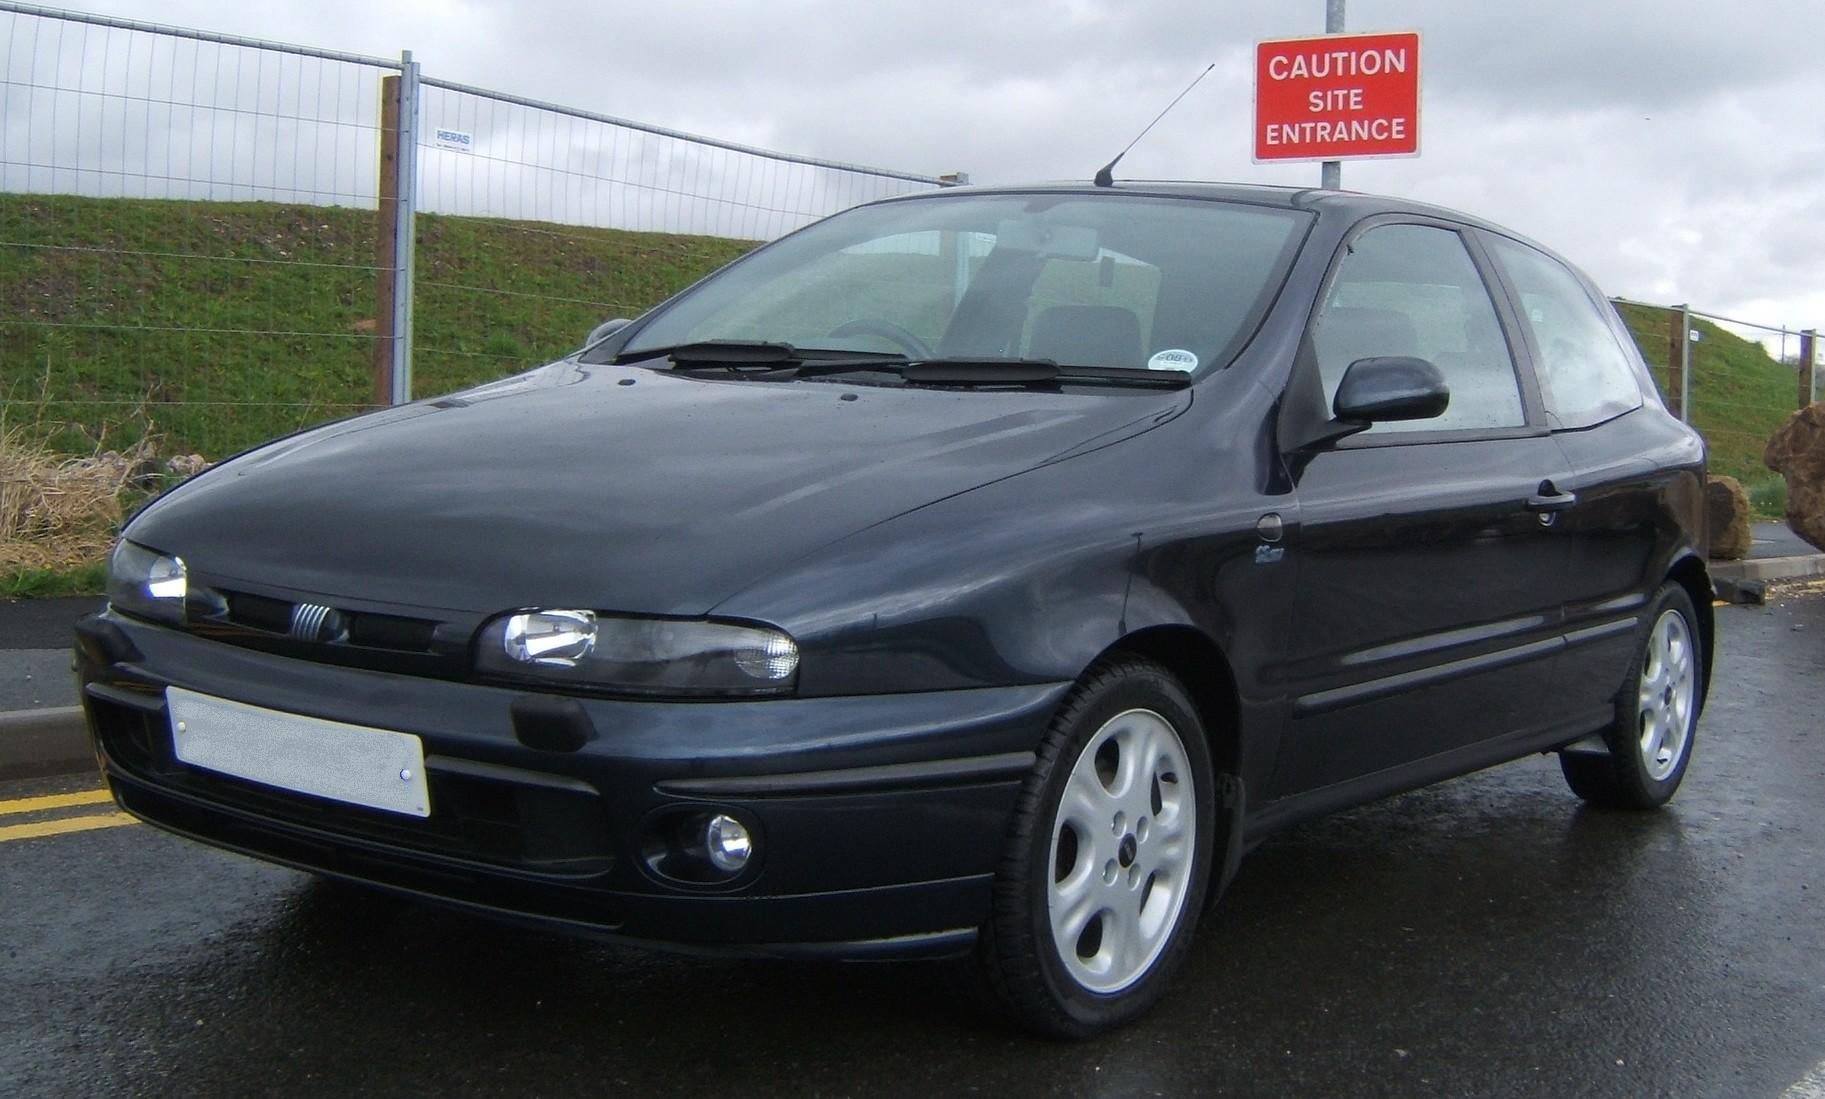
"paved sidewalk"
1,595,99,711
0,596,101,779
1749,520,1814,560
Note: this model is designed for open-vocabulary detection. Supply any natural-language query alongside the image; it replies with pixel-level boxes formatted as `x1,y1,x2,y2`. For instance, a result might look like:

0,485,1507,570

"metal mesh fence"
1,4,393,459
1612,297,1819,512
0,2,947,464
408,78,942,395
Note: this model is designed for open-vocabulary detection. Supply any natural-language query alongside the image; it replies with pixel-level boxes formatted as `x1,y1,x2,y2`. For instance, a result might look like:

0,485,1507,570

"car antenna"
1093,62,1216,188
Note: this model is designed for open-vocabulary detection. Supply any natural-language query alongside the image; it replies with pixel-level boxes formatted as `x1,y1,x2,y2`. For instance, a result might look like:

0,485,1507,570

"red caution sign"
1254,31,1421,162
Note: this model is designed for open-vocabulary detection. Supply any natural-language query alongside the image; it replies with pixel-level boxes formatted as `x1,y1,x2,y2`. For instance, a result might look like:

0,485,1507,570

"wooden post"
1666,305,1687,420
373,74,401,408
1802,329,1818,410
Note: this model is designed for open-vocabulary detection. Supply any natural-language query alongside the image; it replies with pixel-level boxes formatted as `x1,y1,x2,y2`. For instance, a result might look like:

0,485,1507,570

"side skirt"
1241,705,1614,847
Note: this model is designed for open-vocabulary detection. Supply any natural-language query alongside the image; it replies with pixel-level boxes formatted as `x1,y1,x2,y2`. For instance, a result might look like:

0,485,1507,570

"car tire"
1560,582,1703,809
971,656,1215,1038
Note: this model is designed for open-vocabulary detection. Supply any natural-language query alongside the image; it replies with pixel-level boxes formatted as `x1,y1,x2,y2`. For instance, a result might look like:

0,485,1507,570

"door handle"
1525,482,1578,512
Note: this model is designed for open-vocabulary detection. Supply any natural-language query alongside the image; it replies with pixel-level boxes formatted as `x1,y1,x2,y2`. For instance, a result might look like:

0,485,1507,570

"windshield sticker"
1147,349,1199,372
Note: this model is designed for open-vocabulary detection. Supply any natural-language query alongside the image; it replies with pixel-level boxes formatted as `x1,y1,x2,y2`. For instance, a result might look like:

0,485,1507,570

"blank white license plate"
166,687,431,818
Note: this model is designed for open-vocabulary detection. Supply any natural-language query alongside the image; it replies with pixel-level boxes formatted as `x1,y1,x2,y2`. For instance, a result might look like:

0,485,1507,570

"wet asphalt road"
4,593,1824,1098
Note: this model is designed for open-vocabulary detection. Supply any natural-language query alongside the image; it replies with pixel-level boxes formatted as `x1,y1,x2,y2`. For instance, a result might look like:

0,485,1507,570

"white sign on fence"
433,128,474,152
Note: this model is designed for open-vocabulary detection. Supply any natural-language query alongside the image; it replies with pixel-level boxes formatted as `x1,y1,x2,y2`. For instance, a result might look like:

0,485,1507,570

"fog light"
705,813,753,873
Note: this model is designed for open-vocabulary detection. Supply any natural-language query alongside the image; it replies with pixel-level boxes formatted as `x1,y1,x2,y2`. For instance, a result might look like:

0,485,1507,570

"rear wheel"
1560,583,1702,809
971,657,1215,1038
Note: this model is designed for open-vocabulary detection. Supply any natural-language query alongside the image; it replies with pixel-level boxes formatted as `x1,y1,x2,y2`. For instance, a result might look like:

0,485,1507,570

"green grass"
1749,474,1787,519
1613,301,1801,514
1,193,755,458
1,194,755,595
1,559,108,598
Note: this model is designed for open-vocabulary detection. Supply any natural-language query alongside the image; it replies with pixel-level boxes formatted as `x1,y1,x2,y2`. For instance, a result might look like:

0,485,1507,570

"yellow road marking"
0,788,113,817
0,811,138,843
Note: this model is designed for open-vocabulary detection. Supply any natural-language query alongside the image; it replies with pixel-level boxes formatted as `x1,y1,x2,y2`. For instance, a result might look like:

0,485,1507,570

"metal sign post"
1323,0,1344,189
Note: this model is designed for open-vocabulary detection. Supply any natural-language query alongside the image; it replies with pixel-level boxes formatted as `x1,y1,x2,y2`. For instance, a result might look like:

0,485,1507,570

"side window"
1483,235,1642,429
1312,224,1525,434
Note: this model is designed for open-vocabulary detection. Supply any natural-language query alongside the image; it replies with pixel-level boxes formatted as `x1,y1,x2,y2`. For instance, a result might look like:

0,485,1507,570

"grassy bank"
1,193,754,459
2,193,755,593
1613,302,1798,503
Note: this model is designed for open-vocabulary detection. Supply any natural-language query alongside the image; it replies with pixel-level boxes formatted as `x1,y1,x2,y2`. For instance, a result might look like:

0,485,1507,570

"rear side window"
1312,223,1525,435
1483,235,1642,429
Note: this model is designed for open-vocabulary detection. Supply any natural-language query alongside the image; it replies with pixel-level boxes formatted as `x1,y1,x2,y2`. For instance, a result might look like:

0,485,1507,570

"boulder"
1764,403,1825,553
1704,475,1751,559
164,453,210,479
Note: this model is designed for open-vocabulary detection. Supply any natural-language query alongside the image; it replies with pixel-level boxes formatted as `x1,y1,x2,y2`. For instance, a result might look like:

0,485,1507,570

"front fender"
713,376,1286,701
712,457,1141,696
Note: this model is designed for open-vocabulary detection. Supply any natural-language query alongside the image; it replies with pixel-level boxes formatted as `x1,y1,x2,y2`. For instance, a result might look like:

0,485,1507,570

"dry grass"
0,421,153,571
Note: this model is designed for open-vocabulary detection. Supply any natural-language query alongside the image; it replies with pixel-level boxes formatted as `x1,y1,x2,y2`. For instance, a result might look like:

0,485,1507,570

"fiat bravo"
78,182,1710,1037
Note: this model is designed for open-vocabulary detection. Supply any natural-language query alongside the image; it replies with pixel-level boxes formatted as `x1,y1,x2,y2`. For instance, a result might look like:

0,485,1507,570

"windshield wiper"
614,339,803,367
903,358,1058,384
618,342,1188,388
617,340,909,377
898,358,1191,389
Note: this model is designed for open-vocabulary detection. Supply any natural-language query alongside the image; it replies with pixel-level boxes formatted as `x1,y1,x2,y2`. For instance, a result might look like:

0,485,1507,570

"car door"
1476,231,1705,729
1270,218,1577,798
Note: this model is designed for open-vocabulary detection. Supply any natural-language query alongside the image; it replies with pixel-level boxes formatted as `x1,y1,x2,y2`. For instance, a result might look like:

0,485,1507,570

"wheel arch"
1096,625,1242,782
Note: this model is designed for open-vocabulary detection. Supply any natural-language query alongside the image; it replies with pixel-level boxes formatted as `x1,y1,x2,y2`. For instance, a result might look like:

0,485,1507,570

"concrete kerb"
1710,553,1825,584
0,706,94,781
1710,552,1825,605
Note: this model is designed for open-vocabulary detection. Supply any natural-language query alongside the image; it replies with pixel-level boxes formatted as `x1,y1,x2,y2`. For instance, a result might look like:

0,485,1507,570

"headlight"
106,540,190,626
475,610,800,697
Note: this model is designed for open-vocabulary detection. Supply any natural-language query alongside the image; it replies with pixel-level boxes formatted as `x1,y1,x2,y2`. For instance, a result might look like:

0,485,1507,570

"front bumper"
76,611,1068,957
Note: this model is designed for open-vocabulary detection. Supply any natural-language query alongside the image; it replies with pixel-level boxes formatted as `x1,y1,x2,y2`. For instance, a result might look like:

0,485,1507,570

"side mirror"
584,317,632,349
1333,356,1450,423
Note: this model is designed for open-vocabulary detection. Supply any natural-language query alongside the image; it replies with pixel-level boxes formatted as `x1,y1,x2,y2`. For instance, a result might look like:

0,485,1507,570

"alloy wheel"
1636,608,1696,782
1045,708,1197,994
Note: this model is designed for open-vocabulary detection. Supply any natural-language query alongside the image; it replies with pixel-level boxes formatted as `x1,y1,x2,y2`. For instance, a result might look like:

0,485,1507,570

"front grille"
88,693,614,879
221,590,440,654
346,609,438,651
224,591,293,633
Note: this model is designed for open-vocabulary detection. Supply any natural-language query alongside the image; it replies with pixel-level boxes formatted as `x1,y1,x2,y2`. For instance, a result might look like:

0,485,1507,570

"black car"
79,182,1710,1038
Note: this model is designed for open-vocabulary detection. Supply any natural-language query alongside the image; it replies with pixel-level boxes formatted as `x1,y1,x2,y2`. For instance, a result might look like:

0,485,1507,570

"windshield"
615,193,1310,376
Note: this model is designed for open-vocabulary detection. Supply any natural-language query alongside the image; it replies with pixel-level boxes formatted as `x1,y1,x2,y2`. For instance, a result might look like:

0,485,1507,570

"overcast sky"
35,0,1825,341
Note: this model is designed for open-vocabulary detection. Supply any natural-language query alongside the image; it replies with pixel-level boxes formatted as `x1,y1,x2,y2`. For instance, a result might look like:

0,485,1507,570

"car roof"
875,179,1526,238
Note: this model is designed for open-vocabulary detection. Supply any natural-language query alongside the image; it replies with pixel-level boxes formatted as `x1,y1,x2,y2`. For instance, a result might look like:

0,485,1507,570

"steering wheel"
826,319,934,359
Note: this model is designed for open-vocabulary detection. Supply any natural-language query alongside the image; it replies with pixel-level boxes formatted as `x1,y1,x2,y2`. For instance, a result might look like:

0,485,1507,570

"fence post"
1802,329,1818,409
373,74,401,407
389,50,421,405
1666,305,1689,421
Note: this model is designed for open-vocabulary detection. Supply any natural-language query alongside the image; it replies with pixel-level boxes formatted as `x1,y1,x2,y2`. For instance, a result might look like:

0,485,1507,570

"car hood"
129,362,1189,615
